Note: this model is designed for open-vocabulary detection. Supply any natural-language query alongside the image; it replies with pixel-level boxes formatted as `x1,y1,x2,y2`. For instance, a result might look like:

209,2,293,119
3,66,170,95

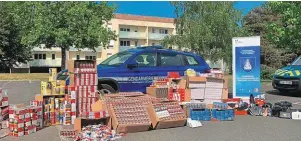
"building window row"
120,28,130,32
120,40,130,46
85,56,96,60
34,54,46,60
152,28,168,34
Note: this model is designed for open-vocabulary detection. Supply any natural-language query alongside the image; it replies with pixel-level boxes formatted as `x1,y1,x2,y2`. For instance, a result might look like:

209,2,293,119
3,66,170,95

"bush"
261,65,276,80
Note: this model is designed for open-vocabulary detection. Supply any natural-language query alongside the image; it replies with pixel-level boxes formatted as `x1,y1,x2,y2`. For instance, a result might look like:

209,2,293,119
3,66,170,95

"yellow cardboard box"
49,68,57,81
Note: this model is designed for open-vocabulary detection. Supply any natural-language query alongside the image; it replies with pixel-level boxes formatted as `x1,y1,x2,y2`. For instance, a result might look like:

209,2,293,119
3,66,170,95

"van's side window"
160,53,184,66
185,55,199,65
133,53,157,67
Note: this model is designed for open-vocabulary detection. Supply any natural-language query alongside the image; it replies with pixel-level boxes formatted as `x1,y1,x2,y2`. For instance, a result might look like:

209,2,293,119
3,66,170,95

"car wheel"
99,84,116,94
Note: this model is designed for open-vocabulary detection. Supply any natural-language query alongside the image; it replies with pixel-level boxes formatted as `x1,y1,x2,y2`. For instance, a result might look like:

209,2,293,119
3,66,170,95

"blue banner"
232,37,261,98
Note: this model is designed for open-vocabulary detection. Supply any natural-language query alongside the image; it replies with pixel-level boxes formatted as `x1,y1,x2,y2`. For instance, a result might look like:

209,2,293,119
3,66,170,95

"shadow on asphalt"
265,90,301,98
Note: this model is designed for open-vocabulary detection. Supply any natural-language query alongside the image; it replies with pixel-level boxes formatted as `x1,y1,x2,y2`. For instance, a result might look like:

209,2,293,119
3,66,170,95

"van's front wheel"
99,84,116,94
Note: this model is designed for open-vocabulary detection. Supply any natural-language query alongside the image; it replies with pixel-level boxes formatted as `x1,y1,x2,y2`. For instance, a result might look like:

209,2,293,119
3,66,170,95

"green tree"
267,2,301,55
0,2,31,71
243,5,297,79
10,2,117,69
163,1,243,70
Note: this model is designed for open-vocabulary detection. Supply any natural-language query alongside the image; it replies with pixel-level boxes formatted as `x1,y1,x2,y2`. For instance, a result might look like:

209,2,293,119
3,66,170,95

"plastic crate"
190,109,211,121
211,109,235,121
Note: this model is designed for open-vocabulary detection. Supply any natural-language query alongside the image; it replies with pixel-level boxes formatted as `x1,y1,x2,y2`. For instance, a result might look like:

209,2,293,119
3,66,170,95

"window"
120,40,130,46
100,51,135,66
133,53,157,67
52,54,56,60
34,54,38,59
185,55,199,65
159,29,168,34
292,57,301,66
34,53,46,60
120,28,130,32
76,54,80,60
160,53,184,66
85,56,96,60
152,28,155,33
135,41,138,46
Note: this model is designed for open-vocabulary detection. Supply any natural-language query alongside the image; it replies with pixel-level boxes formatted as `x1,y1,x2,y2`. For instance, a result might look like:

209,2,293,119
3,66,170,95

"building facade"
15,14,175,73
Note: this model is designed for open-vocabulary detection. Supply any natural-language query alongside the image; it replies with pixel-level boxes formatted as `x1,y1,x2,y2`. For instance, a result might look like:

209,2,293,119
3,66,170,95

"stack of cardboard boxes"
41,68,66,96
67,60,99,117
8,102,43,137
146,74,229,104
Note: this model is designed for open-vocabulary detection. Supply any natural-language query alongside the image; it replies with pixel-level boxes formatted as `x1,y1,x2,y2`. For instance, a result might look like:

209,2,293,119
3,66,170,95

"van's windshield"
100,51,134,66
292,57,301,66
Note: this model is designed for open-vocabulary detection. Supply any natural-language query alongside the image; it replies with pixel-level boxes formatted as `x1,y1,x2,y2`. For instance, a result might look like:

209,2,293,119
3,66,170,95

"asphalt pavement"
1,81,301,141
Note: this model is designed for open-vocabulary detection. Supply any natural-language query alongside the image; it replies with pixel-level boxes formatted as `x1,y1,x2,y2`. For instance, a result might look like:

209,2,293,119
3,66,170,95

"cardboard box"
185,76,207,82
91,100,107,112
146,103,186,129
146,87,168,98
49,68,57,81
190,88,205,100
223,79,228,88
109,106,151,133
222,88,228,100
206,77,224,88
67,60,75,73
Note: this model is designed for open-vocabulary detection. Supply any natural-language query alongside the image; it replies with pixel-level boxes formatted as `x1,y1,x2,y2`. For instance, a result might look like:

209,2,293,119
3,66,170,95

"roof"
114,14,174,23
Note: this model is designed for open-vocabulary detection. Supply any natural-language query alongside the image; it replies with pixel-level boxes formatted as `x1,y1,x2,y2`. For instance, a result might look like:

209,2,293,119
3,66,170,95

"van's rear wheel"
99,84,116,94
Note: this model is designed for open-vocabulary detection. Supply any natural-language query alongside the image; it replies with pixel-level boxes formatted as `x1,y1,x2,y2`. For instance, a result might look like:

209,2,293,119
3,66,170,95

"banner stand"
232,36,261,102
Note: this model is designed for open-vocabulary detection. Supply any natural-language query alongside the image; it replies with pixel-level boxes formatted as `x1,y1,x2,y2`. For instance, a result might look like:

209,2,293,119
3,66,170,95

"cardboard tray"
146,103,186,129
109,106,151,133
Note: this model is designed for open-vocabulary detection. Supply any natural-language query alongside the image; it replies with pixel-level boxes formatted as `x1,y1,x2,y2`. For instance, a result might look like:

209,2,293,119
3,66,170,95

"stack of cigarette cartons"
29,101,43,130
68,60,98,117
203,77,228,104
109,100,152,133
0,88,9,138
146,72,189,102
185,76,206,101
63,87,77,125
147,101,187,129
8,104,26,137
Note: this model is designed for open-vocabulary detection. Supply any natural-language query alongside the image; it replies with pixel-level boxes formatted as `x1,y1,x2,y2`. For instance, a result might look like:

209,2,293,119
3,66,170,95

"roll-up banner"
232,36,261,99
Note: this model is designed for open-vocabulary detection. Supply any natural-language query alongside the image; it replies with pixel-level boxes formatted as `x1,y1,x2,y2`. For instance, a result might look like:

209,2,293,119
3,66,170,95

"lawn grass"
0,73,49,81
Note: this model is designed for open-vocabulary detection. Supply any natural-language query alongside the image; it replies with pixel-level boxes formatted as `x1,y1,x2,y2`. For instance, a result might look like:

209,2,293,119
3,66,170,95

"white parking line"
1,81,11,88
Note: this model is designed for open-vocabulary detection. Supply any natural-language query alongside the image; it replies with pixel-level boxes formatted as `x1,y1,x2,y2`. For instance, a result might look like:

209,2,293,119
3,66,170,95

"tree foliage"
267,2,301,55
243,4,297,79
163,1,243,67
0,2,31,70
10,2,117,69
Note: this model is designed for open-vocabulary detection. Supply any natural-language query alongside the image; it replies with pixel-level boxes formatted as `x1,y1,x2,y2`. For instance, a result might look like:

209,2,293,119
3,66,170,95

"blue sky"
113,1,266,18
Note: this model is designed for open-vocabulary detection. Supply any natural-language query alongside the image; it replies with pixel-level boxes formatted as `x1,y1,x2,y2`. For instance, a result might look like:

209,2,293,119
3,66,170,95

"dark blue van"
58,46,211,94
